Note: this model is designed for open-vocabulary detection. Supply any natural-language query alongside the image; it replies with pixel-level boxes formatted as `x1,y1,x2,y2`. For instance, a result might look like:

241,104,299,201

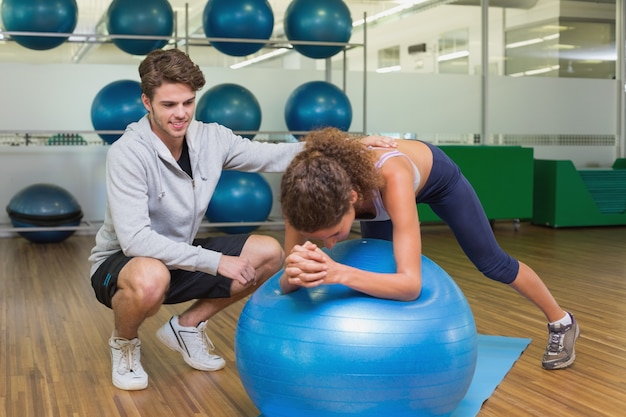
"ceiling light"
506,38,543,49
230,48,290,69
524,65,559,75
437,50,469,62
506,33,560,49
353,0,431,27
376,65,402,73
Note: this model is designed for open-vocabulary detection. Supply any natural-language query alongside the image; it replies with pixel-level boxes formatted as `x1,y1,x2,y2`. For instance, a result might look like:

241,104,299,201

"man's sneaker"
542,312,580,370
156,315,226,371
109,334,148,390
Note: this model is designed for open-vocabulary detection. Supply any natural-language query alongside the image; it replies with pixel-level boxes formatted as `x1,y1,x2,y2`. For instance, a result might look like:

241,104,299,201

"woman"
279,127,579,370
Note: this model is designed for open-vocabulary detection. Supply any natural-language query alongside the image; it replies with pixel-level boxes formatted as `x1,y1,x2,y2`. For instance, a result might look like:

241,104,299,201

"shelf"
0,30,364,57
0,14,368,237
0,218,287,237
0,34,364,71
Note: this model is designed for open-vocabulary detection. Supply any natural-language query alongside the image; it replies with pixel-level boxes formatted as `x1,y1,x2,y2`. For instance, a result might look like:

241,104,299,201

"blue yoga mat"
452,334,532,417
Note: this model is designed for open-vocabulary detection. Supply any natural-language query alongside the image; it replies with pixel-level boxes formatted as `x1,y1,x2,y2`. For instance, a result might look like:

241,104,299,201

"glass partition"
0,0,622,166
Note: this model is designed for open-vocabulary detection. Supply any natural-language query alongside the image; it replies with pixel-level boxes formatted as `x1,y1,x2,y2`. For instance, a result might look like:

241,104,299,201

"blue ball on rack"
106,0,174,56
90,80,147,145
0,0,78,50
236,238,478,417
7,183,83,244
284,80,352,135
203,0,274,57
283,0,353,59
196,84,262,140
205,171,273,234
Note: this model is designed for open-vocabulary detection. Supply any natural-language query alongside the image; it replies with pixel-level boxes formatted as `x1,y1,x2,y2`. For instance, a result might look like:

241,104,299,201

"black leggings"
361,142,519,284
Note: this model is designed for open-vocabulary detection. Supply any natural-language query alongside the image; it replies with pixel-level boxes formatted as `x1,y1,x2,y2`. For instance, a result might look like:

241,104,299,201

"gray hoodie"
89,115,303,277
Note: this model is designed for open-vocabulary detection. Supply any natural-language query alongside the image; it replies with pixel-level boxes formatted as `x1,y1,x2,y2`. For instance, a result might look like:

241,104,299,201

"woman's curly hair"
280,127,383,233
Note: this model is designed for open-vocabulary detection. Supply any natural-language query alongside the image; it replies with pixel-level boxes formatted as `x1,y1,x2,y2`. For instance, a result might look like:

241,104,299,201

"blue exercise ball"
91,80,147,145
106,0,174,56
203,0,274,57
236,238,477,417
1,0,78,50
206,171,273,234
284,80,352,135
284,0,352,59
7,183,83,244
196,84,262,140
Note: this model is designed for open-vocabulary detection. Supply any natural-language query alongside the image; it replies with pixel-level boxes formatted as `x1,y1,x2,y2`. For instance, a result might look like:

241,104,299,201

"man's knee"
117,257,170,305
242,235,285,275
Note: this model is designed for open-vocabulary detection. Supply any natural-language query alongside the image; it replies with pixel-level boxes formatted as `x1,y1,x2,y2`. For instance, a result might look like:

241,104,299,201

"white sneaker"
109,334,148,390
156,315,226,371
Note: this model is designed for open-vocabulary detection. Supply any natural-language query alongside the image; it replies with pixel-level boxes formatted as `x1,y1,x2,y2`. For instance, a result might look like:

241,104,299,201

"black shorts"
91,234,250,309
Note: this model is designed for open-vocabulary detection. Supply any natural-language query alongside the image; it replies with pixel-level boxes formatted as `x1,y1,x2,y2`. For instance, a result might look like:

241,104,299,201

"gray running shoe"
542,312,580,370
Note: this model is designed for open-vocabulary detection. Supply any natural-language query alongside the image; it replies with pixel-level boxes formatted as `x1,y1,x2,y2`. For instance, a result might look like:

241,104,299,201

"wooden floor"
1,222,625,417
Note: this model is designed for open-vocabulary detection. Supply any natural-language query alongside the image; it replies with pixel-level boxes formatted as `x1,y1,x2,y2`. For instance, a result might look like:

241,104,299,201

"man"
88,48,305,390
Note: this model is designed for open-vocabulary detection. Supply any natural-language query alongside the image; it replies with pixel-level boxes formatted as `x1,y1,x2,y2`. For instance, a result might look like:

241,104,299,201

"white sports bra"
360,149,421,222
